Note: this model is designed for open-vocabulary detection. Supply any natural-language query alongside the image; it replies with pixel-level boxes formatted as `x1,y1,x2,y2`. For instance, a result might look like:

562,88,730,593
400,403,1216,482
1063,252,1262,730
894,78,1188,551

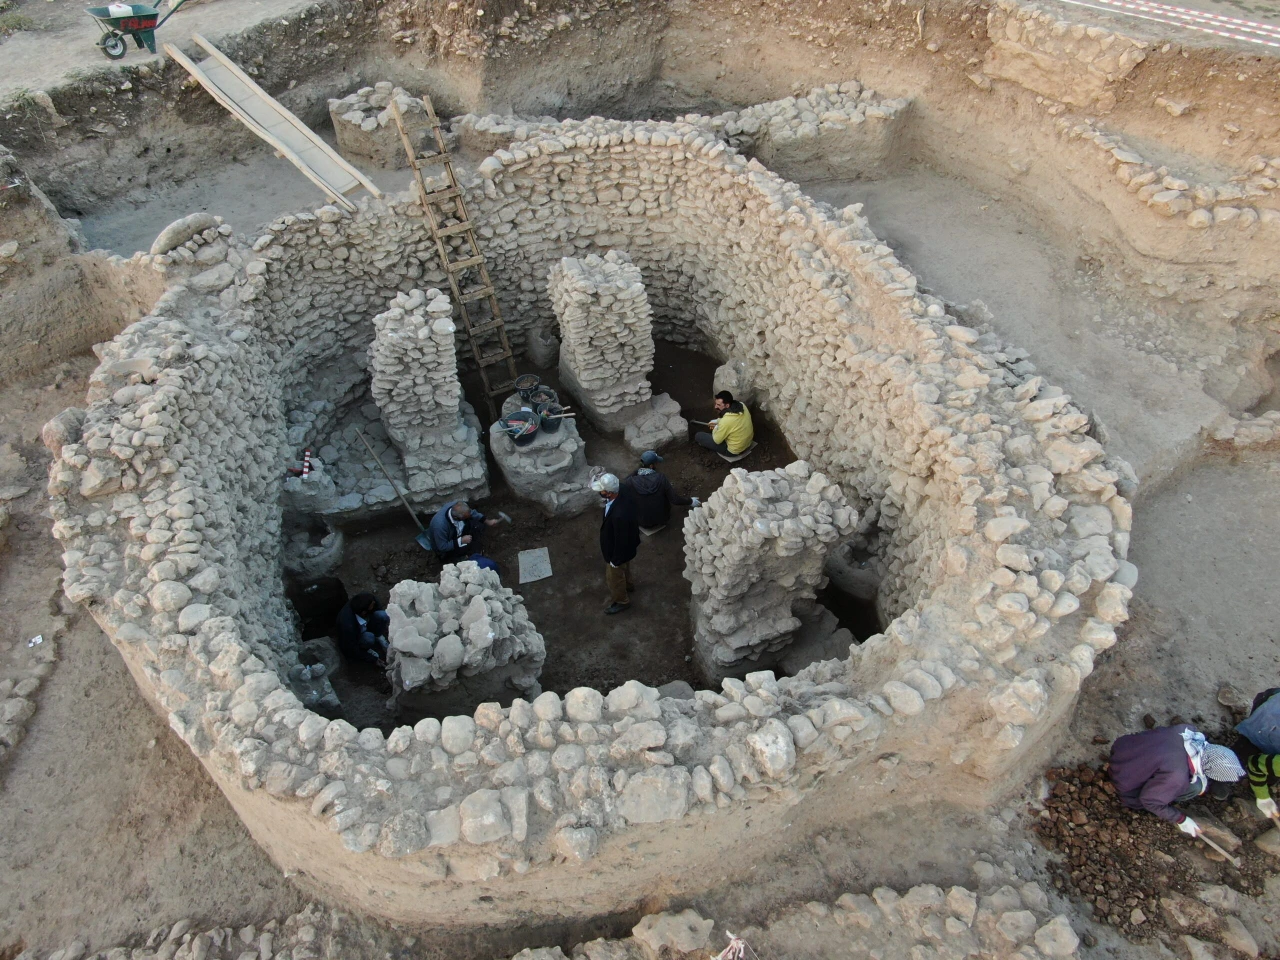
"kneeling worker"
1108,723,1244,837
695,390,753,456
427,500,499,563
624,450,699,531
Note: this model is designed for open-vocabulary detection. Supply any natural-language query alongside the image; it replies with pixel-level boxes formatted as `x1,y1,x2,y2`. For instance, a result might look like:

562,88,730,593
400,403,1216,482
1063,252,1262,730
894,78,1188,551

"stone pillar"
551,252,654,427
369,288,487,501
682,461,858,683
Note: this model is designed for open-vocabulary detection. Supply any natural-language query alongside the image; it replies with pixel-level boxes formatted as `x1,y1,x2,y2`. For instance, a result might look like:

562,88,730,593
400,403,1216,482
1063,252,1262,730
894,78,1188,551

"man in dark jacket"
335,592,390,665
623,450,700,532
591,472,640,615
426,500,499,563
1108,723,1244,837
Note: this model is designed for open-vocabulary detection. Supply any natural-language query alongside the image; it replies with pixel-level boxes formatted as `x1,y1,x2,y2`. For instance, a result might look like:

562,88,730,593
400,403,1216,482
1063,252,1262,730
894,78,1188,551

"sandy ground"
79,142,415,255
803,170,1233,491
0,0,317,104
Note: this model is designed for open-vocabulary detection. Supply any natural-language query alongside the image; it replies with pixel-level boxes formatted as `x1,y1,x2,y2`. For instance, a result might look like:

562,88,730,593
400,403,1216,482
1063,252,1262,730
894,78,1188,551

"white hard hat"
590,473,620,494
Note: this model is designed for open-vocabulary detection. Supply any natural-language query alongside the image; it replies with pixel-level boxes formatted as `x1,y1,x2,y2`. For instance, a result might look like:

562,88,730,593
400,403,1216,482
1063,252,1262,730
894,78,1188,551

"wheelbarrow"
86,0,190,59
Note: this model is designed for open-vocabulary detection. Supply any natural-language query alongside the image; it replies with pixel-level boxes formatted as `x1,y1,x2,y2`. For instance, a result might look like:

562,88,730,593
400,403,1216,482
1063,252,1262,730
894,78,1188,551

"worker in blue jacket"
426,500,499,563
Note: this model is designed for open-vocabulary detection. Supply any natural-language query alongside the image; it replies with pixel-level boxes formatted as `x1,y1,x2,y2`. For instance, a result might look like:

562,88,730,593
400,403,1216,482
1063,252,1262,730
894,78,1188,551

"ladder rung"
414,152,450,167
468,319,504,336
488,380,516,396
421,186,459,203
459,285,495,303
478,349,512,365
447,255,485,272
436,221,474,238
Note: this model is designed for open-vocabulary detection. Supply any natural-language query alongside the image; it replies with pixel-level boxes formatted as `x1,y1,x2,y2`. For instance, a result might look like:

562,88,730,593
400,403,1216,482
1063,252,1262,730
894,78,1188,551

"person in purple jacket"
1108,723,1244,837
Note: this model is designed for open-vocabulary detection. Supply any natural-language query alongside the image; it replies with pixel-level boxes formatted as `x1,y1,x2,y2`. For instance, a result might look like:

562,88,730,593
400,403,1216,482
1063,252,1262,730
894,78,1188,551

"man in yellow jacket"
695,390,754,456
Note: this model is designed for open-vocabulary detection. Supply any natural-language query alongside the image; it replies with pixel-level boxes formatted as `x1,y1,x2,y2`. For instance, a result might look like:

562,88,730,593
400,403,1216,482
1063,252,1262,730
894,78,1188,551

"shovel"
355,429,434,552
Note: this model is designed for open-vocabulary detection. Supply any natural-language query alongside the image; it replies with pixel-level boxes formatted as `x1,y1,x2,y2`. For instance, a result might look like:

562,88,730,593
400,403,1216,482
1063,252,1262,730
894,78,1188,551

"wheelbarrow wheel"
101,33,127,59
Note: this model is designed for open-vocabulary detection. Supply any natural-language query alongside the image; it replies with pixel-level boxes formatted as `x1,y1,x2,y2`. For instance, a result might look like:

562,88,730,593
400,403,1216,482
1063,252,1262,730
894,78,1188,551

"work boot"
604,602,630,615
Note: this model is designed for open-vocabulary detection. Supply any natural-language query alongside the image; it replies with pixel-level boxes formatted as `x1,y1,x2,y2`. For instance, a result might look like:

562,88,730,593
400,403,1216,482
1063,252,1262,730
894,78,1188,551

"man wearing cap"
1108,723,1244,837
623,450,700,532
590,472,641,615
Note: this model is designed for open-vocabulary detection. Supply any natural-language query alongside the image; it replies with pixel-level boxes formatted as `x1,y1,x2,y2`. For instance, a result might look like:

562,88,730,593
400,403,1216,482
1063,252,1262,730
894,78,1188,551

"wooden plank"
163,43,356,212
189,33,383,199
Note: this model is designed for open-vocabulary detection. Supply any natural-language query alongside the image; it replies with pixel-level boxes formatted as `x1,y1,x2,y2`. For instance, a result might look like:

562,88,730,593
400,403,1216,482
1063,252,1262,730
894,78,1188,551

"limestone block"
632,910,714,959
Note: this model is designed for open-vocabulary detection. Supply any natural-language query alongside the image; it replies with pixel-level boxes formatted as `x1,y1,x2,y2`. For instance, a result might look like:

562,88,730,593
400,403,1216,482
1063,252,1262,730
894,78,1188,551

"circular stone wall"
46,115,1136,923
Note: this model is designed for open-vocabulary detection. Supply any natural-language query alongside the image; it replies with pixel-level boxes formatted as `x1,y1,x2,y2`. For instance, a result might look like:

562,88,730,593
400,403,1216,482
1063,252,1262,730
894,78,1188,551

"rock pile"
1034,763,1269,943
386,563,545,711
550,252,656,427
684,462,857,679
329,83,430,168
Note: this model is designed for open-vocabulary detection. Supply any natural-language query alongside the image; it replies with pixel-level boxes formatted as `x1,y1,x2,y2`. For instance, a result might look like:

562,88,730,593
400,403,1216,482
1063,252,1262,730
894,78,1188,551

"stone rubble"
385,563,544,711
20,865,1089,960
683,461,857,679
329,82,431,169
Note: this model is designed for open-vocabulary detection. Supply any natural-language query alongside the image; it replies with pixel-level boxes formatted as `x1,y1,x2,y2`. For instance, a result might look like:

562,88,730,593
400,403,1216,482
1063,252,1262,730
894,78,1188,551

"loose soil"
1034,761,1277,940
317,342,797,731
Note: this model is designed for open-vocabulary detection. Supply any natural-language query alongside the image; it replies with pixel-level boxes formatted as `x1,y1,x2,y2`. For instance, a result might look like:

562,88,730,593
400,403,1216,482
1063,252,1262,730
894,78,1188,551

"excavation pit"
42,100,1140,925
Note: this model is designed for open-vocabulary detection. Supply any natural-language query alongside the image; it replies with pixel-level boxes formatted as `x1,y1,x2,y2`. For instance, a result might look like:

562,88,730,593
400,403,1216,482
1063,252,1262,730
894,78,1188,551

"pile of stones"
683,462,858,679
385,563,545,709
329,83,431,169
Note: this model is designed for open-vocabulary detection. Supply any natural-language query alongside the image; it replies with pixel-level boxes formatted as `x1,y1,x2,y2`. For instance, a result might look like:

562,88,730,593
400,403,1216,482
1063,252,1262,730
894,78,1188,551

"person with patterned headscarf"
1108,723,1244,837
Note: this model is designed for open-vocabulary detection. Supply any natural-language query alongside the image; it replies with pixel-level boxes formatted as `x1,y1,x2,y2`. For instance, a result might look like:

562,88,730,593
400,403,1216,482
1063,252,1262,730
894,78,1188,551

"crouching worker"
427,499,499,563
624,450,699,532
695,390,753,456
1234,687,1280,819
336,593,389,665
1109,723,1244,837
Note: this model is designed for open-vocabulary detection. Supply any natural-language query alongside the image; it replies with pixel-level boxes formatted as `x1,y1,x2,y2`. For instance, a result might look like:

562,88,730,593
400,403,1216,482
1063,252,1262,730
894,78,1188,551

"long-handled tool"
355,429,434,552
1197,832,1242,868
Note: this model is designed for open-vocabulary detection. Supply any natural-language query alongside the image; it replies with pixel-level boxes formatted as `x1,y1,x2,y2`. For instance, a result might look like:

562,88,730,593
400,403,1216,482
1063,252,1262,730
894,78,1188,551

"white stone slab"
518,547,553,584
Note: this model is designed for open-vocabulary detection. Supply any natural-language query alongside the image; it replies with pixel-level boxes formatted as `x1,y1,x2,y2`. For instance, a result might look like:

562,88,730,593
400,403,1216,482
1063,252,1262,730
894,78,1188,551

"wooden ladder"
389,96,517,420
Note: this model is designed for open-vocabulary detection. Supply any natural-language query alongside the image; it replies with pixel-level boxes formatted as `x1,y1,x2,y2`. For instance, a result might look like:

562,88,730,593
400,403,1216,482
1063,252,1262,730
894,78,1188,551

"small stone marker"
518,547,553,584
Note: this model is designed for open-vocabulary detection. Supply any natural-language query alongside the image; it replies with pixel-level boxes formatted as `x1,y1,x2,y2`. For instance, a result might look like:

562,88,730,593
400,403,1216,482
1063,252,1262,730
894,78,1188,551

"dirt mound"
1033,762,1277,941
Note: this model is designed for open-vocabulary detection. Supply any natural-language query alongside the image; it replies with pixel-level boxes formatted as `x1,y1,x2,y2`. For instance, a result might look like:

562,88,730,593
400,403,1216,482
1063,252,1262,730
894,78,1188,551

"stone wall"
684,462,857,681
46,113,1134,923
0,144,165,382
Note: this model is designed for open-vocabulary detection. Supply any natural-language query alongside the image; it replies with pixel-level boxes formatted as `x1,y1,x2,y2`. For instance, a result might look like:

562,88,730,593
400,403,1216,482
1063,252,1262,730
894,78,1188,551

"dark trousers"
605,562,633,605
357,610,390,664
438,517,484,564
695,431,730,454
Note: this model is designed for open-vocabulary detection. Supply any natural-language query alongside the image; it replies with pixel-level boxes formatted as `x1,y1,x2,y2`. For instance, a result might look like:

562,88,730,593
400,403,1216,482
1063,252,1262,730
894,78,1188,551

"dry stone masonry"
487,393,598,517
368,287,488,502
550,253,653,422
329,82,431,169
683,81,909,182
45,104,1137,922
684,462,858,680
386,564,545,714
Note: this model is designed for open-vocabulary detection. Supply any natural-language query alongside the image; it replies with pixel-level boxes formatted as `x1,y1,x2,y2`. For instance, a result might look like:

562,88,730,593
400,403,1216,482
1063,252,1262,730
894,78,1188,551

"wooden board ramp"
163,34,381,212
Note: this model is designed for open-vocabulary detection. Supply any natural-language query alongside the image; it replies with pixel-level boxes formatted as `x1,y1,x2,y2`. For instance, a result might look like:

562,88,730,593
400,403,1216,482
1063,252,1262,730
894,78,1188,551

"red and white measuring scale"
1053,0,1280,48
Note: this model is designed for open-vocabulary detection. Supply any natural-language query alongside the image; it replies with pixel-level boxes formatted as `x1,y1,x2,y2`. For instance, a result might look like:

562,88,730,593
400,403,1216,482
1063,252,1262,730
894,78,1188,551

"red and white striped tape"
301,448,313,480
1054,0,1280,47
